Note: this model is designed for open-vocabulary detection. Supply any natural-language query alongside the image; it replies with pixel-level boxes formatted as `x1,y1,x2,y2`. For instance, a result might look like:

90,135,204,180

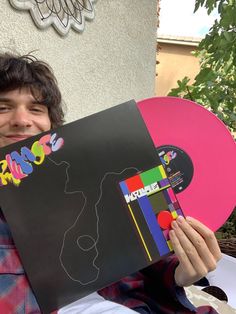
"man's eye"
31,108,42,112
0,106,9,112
30,106,46,113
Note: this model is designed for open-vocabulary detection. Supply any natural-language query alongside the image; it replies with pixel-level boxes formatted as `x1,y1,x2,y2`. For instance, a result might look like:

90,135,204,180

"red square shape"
125,175,144,192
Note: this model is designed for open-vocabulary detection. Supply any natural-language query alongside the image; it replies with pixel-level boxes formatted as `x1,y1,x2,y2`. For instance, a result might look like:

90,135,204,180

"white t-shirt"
58,292,137,314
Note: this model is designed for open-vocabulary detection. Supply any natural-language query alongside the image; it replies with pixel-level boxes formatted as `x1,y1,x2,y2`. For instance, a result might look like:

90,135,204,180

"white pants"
58,292,137,314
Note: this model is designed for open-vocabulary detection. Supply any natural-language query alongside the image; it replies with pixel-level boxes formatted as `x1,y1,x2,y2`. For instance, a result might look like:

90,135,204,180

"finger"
169,228,197,278
185,216,222,261
170,221,208,277
176,216,219,271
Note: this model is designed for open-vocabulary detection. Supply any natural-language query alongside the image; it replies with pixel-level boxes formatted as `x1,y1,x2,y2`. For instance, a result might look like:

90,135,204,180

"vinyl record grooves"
137,97,236,231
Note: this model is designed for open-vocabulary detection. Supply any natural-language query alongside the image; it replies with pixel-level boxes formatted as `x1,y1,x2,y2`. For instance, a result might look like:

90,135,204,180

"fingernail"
172,220,178,229
177,215,184,223
169,230,175,237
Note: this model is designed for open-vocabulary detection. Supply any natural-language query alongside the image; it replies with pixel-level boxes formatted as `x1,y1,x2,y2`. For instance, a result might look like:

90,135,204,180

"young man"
0,53,221,314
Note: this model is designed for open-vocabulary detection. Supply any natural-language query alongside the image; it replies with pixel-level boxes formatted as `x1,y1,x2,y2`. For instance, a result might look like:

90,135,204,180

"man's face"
0,88,51,148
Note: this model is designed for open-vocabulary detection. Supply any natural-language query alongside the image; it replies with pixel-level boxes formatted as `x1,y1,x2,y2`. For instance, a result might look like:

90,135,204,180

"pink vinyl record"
137,97,236,231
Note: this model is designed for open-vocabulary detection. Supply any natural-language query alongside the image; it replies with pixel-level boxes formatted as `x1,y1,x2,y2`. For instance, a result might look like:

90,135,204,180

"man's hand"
169,216,222,287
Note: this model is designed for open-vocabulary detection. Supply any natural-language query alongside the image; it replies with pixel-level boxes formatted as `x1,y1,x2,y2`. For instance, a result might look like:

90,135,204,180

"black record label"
156,145,194,194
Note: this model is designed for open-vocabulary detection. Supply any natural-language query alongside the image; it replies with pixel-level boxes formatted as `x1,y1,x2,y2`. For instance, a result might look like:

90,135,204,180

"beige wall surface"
0,0,157,123
156,43,200,96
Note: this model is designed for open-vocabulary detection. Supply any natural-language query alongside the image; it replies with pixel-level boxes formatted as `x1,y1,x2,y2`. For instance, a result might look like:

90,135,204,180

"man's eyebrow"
31,100,45,105
0,98,45,104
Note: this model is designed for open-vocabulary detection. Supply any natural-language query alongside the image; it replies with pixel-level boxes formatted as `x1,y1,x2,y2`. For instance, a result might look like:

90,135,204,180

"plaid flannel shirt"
0,211,40,313
0,210,219,314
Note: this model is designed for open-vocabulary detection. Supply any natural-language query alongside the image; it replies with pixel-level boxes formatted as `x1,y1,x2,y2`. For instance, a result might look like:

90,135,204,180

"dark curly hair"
0,52,65,128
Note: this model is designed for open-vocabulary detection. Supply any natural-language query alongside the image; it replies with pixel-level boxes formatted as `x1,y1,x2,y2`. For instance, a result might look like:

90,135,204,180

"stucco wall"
0,0,157,123
156,43,200,96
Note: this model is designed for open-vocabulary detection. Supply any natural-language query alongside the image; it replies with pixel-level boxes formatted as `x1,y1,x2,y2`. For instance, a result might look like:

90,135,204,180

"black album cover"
0,100,183,313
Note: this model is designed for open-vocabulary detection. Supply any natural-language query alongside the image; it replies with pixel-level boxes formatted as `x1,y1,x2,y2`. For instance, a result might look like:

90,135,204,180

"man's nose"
10,108,32,128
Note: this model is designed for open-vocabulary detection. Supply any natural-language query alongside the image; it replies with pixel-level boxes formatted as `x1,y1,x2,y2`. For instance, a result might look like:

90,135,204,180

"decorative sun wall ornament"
9,0,97,36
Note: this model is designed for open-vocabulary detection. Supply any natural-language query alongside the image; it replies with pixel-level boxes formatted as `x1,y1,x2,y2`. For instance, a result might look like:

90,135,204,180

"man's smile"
3,134,33,143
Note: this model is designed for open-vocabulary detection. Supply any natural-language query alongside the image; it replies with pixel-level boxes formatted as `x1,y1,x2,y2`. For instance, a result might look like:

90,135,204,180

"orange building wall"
155,43,200,96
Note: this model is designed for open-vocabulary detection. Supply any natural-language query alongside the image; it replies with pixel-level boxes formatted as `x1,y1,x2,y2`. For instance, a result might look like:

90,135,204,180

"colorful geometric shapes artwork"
173,202,180,210
157,211,173,229
167,187,177,203
127,203,153,262
159,165,167,179
171,210,178,219
119,165,184,260
125,174,144,192
119,180,129,195
167,240,173,251
140,165,166,185
168,203,175,211
176,209,183,216
137,196,170,256
159,178,169,188
162,189,171,203
162,229,170,240
148,192,168,214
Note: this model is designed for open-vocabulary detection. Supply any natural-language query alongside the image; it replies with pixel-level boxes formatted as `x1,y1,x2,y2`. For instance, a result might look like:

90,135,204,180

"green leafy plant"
217,208,236,238
168,0,236,134
167,0,236,237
